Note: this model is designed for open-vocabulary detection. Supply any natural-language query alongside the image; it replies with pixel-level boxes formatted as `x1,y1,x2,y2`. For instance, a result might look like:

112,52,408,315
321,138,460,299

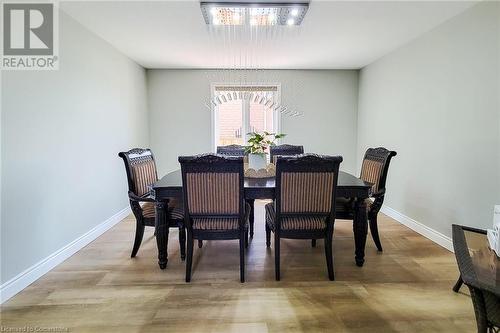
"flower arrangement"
245,131,286,155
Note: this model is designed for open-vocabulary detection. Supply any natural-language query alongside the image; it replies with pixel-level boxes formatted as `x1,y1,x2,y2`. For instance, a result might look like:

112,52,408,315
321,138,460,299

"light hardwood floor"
1,201,475,332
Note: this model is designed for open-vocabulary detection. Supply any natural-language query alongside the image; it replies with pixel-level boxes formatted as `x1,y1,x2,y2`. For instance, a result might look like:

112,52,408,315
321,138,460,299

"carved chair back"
217,145,246,156
217,145,248,163
274,154,342,230
179,154,245,230
118,148,158,197
270,144,304,164
360,147,397,198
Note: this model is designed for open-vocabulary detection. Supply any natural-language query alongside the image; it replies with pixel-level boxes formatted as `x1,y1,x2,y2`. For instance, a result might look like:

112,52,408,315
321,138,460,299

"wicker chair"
179,154,250,283
336,147,397,251
265,154,343,281
452,225,500,333
118,148,185,264
269,144,304,164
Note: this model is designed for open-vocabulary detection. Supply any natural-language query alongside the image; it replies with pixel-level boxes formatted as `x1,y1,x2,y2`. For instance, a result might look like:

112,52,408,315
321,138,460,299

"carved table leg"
247,199,255,238
353,198,368,267
155,201,169,269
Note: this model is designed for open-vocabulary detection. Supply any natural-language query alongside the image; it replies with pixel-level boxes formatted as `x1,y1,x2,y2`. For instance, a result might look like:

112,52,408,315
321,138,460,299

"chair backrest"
275,154,343,227
270,144,304,164
217,144,248,163
216,145,246,157
179,154,245,227
118,148,158,197
360,147,397,196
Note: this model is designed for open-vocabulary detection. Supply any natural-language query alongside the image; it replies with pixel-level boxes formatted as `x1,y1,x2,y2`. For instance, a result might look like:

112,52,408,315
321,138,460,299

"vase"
248,153,267,170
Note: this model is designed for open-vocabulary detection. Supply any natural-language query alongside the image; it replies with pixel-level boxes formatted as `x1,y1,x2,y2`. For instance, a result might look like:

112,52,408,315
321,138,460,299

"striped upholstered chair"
217,145,258,238
265,154,343,281
179,154,250,283
118,148,185,265
336,147,397,251
269,144,304,164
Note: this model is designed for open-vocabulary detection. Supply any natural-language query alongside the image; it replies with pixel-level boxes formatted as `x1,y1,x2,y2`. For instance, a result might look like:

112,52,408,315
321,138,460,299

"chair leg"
131,220,145,258
266,224,271,248
247,199,255,238
198,240,203,248
185,233,194,282
369,215,383,251
245,230,249,248
179,227,186,261
311,239,316,247
275,233,280,281
240,232,245,283
453,276,463,292
325,235,334,281
468,286,489,333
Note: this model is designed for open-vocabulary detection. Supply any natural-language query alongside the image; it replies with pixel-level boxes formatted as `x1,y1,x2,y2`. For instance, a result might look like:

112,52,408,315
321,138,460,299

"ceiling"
60,0,478,69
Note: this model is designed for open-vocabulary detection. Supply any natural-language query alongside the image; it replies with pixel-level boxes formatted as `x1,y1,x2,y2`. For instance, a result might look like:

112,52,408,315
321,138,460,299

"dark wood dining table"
152,169,372,269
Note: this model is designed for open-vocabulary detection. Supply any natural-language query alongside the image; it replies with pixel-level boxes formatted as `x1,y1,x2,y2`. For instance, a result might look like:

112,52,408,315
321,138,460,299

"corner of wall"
354,68,363,174
145,68,153,150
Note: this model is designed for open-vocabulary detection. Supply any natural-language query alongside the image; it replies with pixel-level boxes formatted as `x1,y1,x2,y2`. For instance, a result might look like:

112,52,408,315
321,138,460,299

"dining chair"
179,154,250,283
118,148,185,264
336,147,397,251
265,154,343,281
269,144,304,164
217,144,246,157
216,145,256,239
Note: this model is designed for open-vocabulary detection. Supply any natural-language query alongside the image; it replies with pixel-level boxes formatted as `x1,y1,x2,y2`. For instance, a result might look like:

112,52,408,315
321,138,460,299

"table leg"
353,198,368,267
155,201,169,269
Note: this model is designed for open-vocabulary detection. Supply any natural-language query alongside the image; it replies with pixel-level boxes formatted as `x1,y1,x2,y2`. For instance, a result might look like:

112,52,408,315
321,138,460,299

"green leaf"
244,131,287,155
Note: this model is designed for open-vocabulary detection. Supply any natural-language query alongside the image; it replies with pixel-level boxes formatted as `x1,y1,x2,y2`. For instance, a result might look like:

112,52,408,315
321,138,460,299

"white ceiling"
60,0,478,69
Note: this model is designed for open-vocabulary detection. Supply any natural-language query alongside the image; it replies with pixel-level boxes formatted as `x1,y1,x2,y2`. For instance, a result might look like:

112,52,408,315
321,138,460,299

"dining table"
152,169,372,269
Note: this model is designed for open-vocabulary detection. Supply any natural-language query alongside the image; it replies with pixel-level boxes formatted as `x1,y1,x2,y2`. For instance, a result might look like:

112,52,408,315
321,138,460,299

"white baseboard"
380,205,453,252
0,206,131,304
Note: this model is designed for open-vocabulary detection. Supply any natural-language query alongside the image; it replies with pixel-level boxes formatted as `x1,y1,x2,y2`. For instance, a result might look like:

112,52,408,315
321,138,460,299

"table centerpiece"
245,131,285,171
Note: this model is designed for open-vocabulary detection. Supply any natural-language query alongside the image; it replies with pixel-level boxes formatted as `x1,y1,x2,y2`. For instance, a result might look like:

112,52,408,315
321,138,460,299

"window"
212,85,281,150
216,98,244,146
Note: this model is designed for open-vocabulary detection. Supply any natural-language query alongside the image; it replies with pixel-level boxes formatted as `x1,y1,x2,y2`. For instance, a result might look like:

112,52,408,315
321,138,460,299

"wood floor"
1,201,475,332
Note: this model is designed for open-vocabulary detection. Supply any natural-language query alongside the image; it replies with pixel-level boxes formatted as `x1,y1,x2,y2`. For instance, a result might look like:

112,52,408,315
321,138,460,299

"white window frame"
211,83,282,152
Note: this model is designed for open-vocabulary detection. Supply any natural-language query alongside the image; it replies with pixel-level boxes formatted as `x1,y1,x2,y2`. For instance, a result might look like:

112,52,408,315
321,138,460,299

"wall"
148,69,359,174
1,11,149,285
357,1,500,237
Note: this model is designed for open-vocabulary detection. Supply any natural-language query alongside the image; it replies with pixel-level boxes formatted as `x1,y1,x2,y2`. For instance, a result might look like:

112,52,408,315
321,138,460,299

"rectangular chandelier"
200,2,309,26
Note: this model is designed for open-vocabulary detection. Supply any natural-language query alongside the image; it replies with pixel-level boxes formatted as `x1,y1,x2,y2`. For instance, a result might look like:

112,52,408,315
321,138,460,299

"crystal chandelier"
200,2,309,26
200,1,309,117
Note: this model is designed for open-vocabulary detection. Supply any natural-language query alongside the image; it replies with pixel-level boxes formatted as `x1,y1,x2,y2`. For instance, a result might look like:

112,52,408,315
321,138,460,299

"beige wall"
357,1,500,237
1,12,149,283
147,69,359,174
